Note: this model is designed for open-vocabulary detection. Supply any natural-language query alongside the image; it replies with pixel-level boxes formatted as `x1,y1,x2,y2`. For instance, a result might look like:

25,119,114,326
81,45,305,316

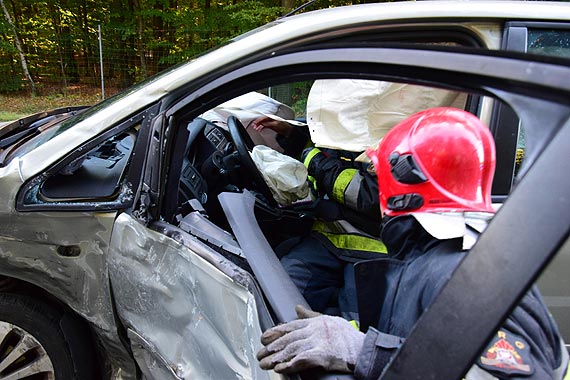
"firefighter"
254,79,461,320
257,107,569,380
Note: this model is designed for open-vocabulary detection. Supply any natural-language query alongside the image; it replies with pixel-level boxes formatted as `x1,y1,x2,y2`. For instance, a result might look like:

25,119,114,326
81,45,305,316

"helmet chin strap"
387,193,424,212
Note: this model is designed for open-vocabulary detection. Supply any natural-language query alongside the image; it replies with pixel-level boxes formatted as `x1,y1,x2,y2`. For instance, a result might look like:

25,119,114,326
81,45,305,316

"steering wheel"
227,116,277,206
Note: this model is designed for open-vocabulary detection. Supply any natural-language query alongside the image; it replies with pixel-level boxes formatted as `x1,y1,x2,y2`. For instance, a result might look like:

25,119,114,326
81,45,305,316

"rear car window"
528,29,570,58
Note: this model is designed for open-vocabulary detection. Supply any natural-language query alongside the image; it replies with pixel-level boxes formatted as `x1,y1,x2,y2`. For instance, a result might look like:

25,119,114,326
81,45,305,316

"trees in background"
0,0,34,94
0,0,369,95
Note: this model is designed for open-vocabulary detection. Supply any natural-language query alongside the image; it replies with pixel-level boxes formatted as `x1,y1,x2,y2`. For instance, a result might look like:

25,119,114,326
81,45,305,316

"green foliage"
290,81,314,116
0,39,16,54
0,111,25,121
0,0,379,95
0,72,24,92
0,18,23,92
224,0,284,35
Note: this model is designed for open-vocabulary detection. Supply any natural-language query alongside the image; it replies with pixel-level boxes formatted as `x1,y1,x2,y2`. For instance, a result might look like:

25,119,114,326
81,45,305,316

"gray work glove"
257,305,365,374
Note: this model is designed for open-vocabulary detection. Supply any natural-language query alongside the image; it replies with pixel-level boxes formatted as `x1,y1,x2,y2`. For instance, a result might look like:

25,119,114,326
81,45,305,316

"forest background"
0,0,381,120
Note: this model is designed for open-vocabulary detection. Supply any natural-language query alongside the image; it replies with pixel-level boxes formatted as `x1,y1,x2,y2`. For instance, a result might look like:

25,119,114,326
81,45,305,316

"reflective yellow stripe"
307,175,317,191
303,148,321,168
564,362,570,380
320,232,388,253
313,222,387,253
332,168,358,204
349,320,360,330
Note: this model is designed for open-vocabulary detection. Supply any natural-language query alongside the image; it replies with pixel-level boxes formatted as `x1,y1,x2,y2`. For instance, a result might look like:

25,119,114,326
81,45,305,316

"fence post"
98,24,105,100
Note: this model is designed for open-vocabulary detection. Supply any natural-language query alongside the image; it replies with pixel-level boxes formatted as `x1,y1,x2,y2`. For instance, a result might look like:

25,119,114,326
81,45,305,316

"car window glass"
264,81,314,120
528,29,570,58
39,126,138,202
515,123,526,177
513,29,570,178
258,81,467,122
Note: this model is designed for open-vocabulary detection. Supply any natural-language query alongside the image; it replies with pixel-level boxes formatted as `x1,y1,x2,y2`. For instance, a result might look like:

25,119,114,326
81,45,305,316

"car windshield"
5,101,109,161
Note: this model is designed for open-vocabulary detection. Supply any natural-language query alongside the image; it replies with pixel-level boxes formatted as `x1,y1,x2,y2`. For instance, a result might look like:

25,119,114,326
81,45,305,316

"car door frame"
119,44,570,380
491,20,570,199
493,20,570,350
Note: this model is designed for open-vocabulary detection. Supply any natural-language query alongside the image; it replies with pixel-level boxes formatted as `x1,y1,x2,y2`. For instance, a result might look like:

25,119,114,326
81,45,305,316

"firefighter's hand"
250,117,293,136
257,305,365,374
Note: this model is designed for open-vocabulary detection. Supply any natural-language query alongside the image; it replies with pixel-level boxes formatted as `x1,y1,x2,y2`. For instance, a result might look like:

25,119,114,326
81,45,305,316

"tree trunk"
0,0,36,95
281,0,294,10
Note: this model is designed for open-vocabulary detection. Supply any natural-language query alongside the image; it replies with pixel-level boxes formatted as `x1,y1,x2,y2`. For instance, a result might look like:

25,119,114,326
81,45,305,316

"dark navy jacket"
354,216,569,380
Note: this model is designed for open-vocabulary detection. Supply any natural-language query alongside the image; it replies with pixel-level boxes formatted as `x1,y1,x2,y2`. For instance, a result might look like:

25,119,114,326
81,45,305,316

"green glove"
257,305,365,374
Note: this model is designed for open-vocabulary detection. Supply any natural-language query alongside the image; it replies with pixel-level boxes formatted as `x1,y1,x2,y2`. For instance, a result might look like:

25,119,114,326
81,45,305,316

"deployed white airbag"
251,145,310,206
307,79,461,152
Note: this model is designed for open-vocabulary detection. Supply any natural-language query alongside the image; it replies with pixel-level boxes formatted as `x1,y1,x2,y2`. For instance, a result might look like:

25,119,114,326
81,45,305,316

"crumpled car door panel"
108,213,279,380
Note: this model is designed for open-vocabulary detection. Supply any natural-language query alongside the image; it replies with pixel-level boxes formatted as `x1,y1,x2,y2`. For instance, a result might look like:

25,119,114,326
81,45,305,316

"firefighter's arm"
303,148,379,215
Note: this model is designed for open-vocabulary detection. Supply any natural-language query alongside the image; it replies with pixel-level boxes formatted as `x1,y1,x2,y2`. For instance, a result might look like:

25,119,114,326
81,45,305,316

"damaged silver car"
0,1,569,379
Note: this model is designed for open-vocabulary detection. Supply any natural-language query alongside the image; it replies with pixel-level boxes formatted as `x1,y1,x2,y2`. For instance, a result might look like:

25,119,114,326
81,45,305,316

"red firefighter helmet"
366,107,496,216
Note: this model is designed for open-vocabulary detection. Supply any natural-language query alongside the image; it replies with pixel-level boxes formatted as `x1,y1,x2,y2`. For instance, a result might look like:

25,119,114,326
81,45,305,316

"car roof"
278,0,570,24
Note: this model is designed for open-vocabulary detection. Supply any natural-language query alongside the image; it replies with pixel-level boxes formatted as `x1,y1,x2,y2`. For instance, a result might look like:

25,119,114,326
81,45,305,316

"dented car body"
0,2,569,380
